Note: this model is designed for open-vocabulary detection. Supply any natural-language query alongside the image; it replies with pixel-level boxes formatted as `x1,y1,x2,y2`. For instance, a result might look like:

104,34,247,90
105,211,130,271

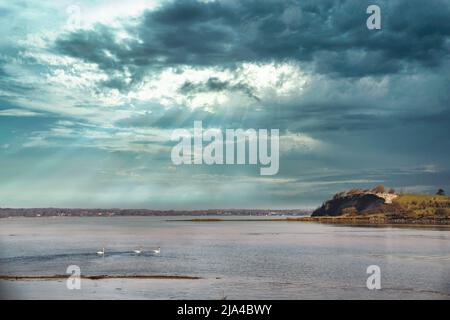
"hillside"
311,186,450,225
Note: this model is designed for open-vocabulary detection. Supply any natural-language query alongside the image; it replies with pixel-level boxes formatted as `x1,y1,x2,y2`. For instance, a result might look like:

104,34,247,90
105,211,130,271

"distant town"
0,208,312,218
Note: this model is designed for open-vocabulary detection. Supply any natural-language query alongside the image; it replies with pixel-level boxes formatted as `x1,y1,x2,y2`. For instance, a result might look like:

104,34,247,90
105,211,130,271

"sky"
0,0,449,209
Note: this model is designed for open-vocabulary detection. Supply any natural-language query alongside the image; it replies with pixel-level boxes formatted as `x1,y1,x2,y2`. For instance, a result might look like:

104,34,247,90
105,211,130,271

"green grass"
395,194,449,203
394,194,450,217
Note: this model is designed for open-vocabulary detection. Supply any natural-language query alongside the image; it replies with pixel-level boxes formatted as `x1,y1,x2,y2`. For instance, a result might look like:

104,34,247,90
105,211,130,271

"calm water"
0,216,449,299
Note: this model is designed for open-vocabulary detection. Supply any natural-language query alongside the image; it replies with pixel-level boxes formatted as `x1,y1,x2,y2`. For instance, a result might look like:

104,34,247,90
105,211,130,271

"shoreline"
0,275,201,281
172,217,450,228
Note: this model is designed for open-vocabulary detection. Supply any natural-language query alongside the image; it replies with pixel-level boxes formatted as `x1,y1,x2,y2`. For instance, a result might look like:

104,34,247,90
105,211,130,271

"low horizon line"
0,206,315,211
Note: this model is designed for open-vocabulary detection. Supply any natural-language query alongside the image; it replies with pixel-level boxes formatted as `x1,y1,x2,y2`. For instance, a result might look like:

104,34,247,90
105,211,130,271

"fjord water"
0,217,449,299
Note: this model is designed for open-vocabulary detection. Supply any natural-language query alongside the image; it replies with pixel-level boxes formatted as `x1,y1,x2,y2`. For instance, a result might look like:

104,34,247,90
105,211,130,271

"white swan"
133,248,142,254
96,247,105,256
151,247,160,254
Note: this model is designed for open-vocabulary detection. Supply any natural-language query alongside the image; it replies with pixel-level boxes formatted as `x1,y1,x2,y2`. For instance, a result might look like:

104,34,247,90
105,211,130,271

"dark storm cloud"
53,0,450,79
179,77,260,101
55,25,127,72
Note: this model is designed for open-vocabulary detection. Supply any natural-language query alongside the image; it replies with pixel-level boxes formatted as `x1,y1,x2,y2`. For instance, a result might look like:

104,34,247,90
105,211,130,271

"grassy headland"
309,186,450,225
